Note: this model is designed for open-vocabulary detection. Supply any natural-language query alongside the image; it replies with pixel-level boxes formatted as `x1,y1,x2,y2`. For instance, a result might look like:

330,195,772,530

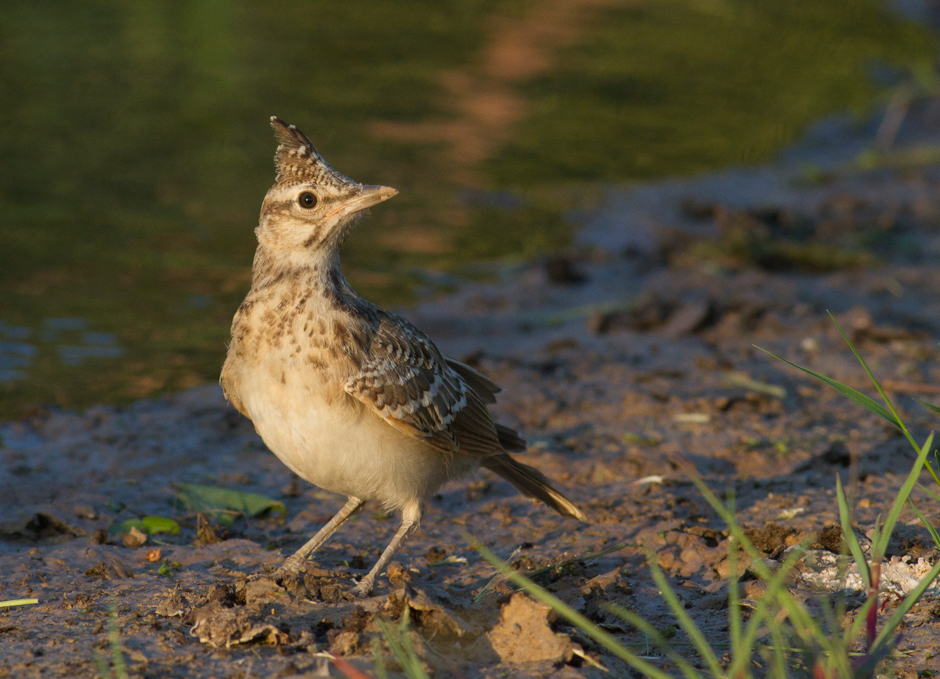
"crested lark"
221,117,585,596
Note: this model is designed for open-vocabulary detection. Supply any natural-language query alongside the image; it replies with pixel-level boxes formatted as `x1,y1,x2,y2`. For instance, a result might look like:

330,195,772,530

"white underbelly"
241,373,476,510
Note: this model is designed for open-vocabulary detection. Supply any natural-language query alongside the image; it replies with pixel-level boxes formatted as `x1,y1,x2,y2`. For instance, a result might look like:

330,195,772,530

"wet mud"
4,103,940,677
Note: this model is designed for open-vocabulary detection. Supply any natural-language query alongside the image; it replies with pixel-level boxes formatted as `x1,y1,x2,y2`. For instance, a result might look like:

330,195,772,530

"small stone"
742,580,768,599
328,630,361,657
122,527,147,548
663,301,714,337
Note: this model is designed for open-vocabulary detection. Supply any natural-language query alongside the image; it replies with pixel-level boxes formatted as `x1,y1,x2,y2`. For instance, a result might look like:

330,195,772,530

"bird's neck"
249,244,365,312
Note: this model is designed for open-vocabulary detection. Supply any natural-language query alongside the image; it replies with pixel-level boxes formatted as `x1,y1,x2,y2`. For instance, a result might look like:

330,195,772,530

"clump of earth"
4,103,940,677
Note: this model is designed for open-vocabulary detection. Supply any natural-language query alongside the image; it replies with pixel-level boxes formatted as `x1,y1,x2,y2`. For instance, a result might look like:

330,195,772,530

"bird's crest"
269,116,351,187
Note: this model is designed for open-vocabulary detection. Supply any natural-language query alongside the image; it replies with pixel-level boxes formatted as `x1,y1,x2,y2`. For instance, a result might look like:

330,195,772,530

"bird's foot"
276,554,307,579
248,555,307,586
352,576,374,598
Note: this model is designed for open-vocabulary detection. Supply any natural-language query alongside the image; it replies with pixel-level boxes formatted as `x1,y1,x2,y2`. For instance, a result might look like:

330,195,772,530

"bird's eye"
298,192,318,209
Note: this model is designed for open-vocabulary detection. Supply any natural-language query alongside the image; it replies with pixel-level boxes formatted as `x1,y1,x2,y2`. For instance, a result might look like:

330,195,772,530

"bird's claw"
352,578,374,598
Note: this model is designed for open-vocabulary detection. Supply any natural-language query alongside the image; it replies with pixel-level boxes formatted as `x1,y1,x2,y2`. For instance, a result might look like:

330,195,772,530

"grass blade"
919,481,940,505
828,314,903,419
646,552,723,677
375,608,429,679
871,557,940,653
827,313,926,456
0,598,38,608
727,536,743,662
916,398,940,415
464,531,677,679
604,603,706,679
754,347,902,431
836,475,871,588
909,499,940,551
923,462,940,493
732,542,810,676
843,594,878,650
768,622,790,678
372,637,389,679
683,468,833,654
872,432,934,561
105,601,128,679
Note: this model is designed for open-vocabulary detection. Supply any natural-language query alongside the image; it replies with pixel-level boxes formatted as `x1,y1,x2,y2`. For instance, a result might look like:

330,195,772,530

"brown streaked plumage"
220,117,585,597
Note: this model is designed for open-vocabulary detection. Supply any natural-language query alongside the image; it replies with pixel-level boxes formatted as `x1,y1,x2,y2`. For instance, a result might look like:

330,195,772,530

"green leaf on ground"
173,483,286,526
0,598,39,608
108,515,180,536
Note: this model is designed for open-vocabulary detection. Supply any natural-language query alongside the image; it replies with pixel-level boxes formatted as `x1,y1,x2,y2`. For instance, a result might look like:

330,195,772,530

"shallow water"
0,0,934,417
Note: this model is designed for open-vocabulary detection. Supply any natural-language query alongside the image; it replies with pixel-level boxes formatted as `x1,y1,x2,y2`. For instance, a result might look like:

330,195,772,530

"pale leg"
278,496,363,576
353,500,421,597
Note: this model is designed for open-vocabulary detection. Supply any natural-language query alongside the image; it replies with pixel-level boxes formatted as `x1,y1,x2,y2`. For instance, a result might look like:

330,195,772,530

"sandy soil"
3,103,940,677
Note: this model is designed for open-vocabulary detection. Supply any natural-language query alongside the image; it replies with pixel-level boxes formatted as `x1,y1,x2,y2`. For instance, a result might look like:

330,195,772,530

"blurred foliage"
490,0,936,184
0,0,934,417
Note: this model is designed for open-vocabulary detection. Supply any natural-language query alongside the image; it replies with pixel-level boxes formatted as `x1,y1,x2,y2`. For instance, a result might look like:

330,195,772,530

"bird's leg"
353,500,421,597
278,496,363,576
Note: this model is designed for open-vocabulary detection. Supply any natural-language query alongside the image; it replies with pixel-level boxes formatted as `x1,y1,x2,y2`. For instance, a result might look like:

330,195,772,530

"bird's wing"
344,315,503,455
443,357,500,404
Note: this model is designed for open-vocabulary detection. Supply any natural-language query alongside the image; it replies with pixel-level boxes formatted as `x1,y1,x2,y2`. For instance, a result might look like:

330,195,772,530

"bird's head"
257,117,397,257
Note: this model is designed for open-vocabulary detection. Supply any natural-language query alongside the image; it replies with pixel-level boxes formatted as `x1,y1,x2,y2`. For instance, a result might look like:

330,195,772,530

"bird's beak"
329,185,398,220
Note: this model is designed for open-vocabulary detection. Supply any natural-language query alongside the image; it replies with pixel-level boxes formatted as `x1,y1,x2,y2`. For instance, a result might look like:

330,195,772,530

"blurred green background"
0,0,934,418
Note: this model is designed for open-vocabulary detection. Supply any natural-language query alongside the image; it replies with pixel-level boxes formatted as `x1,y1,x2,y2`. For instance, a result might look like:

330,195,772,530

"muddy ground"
4,104,940,678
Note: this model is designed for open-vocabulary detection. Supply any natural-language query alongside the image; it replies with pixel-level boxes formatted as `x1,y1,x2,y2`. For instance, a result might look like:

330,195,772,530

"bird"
220,117,585,596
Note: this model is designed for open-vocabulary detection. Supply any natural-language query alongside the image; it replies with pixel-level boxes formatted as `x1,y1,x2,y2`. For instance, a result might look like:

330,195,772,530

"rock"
744,558,781,580
328,630,362,657
122,526,147,548
691,594,728,611
663,301,714,337
544,254,587,285
588,291,674,335
742,580,768,600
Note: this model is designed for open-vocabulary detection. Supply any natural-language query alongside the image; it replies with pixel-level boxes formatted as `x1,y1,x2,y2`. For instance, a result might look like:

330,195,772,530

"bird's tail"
481,454,586,521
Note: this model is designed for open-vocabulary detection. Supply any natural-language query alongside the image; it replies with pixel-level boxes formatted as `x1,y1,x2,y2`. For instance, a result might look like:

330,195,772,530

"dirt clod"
746,522,797,556
84,560,134,580
487,592,575,664
386,587,465,641
386,561,411,588
328,630,363,656
425,546,447,565
816,524,844,553
190,602,287,649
